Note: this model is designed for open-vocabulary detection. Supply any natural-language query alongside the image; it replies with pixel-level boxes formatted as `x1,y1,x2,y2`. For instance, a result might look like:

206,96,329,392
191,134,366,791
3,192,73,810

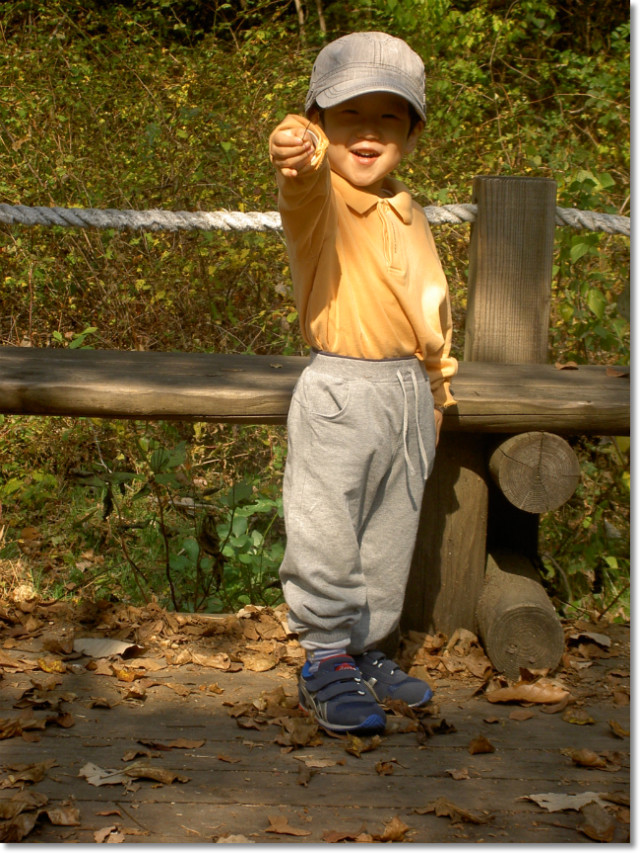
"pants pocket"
303,371,351,420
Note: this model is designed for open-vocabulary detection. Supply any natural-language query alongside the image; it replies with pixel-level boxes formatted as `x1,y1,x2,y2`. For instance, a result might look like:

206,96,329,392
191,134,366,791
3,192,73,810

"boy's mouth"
351,148,380,163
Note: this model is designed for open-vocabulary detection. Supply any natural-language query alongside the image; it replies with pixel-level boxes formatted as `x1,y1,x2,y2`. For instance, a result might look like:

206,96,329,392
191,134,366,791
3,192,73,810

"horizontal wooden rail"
0,347,629,435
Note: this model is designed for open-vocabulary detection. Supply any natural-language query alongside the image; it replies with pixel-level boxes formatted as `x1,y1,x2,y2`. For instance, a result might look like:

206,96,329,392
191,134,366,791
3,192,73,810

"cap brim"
309,79,425,121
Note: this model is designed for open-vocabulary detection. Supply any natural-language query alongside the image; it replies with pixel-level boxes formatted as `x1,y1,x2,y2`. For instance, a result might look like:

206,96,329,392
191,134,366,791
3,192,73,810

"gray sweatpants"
279,351,436,655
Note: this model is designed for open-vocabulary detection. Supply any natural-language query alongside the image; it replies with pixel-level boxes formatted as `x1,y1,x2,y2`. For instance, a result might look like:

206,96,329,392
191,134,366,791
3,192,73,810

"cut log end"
479,604,564,680
477,551,564,679
488,431,581,513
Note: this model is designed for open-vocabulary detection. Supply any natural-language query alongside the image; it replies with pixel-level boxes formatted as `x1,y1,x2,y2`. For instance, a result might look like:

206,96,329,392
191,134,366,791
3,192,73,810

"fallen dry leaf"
522,791,608,812
345,733,382,758
164,682,193,697
44,802,81,826
446,768,470,780
322,826,372,843
297,764,315,787
555,361,579,370
124,763,190,785
509,708,535,721
415,796,492,825
166,738,205,749
293,755,344,770
468,735,495,755
562,708,595,726
539,694,572,714
137,738,172,751
123,683,147,701
375,759,397,776
0,791,78,842
121,749,152,763
36,656,67,674
605,366,630,378
190,651,235,670
215,834,253,844
79,763,129,787
561,748,620,772
240,652,277,672
379,815,411,842
275,717,322,749
0,759,57,789
0,809,39,842
486,681,569,705
612,689,630,706
384,715,420,734
0,650,39,671
74,638,144,659
94,825,125,843
568,630,612,650
264,815,311,836
0,718,24,740
608,719,629,738
111,665,141,683
417,717,457,742
578,802,616,842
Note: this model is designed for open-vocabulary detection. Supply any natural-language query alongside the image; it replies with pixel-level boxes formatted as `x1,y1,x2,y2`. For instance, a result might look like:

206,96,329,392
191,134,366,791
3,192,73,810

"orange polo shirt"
271,114,457,408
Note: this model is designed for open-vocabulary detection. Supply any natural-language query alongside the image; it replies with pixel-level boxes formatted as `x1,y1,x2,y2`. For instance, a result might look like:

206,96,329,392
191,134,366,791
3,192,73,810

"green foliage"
0,416,286,612
539,436,630,622
0,0,629,617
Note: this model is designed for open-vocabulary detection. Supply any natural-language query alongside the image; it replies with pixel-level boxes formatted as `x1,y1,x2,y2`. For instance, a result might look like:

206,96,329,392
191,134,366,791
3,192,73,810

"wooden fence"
0,176,630,677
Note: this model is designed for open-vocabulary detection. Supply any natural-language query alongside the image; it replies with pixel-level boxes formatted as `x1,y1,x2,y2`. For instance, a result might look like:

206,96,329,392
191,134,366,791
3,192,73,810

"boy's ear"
405,120,424,154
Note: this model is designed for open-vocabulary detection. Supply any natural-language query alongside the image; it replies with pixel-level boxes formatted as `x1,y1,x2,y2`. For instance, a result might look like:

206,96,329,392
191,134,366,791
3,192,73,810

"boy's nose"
356,121,380,139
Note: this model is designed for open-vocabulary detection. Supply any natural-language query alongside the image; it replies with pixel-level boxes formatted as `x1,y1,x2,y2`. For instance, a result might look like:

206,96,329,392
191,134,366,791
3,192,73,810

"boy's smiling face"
311,92,423,195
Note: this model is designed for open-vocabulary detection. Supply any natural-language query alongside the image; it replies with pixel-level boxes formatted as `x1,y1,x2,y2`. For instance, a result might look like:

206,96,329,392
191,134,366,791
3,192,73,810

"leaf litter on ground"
0,598,629,842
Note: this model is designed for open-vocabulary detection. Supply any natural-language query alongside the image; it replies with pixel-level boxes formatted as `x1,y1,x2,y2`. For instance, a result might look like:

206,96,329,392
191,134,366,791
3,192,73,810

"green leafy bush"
0,0,629,618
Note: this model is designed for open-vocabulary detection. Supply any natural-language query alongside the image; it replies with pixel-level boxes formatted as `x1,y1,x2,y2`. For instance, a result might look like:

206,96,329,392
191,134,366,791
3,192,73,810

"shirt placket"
378,200,402,273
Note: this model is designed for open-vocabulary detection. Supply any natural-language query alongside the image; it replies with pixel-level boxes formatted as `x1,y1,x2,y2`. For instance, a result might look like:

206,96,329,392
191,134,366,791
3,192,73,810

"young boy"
269,31,457,735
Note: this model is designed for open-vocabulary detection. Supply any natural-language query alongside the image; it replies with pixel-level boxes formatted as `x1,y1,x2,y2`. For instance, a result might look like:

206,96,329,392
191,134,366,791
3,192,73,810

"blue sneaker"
298,655,386,734
353,651,433,707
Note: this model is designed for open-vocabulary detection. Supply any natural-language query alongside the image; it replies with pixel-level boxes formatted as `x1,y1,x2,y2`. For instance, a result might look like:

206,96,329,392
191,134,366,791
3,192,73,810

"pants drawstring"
411,369,429,475
397,369,429,477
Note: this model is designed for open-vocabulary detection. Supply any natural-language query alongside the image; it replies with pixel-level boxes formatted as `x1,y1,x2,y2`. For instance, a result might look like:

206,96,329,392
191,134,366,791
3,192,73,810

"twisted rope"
0,202,630,236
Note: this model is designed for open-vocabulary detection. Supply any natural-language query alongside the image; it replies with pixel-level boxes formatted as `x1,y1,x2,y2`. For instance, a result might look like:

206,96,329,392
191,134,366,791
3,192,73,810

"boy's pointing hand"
270,128,316,178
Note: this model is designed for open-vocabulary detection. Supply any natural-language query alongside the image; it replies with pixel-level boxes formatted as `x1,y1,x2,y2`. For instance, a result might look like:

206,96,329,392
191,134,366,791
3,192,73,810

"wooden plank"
0,632,630,845
0,348,630,434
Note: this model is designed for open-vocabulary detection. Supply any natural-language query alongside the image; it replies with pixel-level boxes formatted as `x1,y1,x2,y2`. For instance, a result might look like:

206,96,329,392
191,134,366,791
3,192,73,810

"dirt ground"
0,598,630,843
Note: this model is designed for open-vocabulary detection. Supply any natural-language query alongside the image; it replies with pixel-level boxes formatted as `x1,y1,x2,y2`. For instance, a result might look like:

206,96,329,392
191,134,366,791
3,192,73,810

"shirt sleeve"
269,114,333,326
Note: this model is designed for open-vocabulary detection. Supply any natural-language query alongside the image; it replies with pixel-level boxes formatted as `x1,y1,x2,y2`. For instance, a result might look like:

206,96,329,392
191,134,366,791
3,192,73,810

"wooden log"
464,176,566,669
488,431,581,513
405,176,562,640
476,551,565,679
0,347,629,434
465,176,557,363
403,434,489,635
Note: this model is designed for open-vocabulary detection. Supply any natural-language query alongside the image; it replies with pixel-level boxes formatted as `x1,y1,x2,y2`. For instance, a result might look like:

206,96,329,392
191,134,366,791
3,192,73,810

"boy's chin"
335,168,386,194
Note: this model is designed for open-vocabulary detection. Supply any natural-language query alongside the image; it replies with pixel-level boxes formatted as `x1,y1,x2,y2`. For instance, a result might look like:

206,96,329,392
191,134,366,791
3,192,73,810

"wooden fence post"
464,176,556,363
403,176,566,675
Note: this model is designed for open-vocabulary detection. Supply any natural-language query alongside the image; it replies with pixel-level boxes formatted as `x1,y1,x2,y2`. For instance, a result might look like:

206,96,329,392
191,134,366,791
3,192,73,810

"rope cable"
0,202,630,236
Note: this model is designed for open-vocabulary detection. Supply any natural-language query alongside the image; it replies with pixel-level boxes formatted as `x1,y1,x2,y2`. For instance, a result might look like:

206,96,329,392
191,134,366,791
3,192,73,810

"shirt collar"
332,173,414,224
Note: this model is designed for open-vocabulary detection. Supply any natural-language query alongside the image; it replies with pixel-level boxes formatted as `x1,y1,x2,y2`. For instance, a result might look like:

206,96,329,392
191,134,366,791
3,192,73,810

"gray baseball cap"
305,31,426,121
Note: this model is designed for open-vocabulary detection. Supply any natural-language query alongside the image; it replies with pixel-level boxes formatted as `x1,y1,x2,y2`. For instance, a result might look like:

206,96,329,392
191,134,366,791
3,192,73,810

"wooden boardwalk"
0,604,630,843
